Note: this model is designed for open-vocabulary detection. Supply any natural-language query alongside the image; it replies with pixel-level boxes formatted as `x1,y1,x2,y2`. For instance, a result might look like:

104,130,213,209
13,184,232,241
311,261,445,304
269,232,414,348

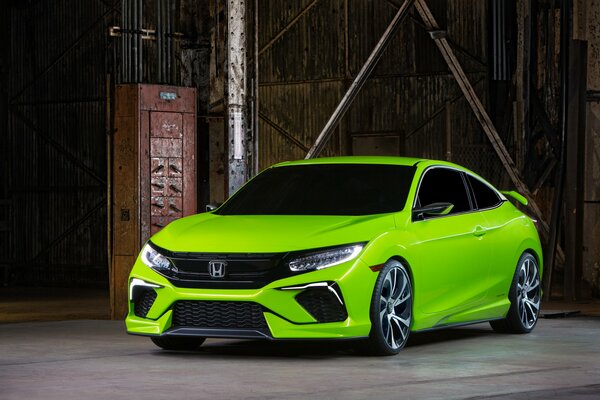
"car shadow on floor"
150,326,495,359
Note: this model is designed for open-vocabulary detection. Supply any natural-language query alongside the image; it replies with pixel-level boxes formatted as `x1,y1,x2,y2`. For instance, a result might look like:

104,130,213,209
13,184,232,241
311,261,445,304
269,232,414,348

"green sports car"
126,156,542,355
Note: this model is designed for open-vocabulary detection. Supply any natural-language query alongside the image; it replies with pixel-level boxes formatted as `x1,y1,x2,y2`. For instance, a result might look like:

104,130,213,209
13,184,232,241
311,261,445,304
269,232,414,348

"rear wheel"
150,336,206,351
364,260,412,355
490,252,541,333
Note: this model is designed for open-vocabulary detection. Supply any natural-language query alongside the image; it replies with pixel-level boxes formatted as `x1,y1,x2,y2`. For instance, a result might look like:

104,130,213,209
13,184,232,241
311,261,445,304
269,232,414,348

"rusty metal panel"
150,112,183,138
139,110,151,245
139,85,196,113
112,83,196,318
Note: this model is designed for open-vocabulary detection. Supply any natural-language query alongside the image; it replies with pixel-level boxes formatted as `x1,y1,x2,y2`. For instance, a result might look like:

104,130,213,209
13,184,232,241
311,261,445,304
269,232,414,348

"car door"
411,167,491,315
465,173,514,302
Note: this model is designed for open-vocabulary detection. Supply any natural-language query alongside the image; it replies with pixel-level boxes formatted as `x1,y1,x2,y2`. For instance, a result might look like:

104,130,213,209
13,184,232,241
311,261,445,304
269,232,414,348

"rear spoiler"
500,191,528,206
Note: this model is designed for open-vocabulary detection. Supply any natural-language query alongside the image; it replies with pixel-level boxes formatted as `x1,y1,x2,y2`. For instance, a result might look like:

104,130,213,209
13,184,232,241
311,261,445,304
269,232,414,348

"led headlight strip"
287,244,364,272
140,243,177,273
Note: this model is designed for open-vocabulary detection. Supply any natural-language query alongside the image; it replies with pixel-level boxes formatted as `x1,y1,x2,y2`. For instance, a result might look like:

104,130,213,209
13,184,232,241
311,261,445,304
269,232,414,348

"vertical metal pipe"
168,0,174,83
156,0,163,82
121,0,126,82
128,0,133,82
131,0,137,82
138,0,143,82
128,0,132,82
227,0,248,194
164,0,171,83
253,0,259,175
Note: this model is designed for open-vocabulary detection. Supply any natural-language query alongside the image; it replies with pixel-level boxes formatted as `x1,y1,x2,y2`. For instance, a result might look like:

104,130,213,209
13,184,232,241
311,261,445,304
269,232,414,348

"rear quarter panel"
480,201,543,304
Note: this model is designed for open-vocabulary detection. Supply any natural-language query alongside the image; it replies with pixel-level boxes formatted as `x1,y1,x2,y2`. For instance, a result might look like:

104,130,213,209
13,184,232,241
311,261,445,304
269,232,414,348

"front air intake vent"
172,301,269,334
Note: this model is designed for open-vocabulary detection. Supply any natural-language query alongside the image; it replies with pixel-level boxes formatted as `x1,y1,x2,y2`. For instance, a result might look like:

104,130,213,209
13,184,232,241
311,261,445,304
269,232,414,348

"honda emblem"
208,260,227,278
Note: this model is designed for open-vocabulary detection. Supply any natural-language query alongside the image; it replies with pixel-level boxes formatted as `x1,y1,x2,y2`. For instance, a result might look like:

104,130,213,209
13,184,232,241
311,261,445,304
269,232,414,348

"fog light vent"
295,286,347,323
133,288,157,318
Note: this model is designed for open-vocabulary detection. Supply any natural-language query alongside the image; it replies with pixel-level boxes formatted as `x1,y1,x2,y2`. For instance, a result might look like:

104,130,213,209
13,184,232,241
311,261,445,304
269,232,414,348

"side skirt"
412,317,505,333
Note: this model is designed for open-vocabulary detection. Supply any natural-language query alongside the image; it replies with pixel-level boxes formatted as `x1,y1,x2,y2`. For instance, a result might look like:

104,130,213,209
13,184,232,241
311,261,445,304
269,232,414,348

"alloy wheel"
379,266,412,350
516,256,540,329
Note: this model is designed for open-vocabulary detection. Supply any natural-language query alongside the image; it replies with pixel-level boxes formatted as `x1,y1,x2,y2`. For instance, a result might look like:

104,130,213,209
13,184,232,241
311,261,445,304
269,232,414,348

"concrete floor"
1,317,600,399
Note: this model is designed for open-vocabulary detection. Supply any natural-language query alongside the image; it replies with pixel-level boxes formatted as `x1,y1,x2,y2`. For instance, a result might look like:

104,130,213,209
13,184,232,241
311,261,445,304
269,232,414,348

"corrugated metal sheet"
7,0,116,286
256,0,503,185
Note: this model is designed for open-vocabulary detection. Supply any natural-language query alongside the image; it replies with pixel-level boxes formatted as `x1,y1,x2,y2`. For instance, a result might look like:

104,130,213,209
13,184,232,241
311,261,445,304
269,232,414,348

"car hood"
150,213,397,253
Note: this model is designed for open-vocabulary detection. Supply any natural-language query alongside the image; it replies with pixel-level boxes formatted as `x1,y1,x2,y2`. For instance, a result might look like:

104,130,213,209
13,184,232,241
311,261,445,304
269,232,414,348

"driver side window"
416,168,472,217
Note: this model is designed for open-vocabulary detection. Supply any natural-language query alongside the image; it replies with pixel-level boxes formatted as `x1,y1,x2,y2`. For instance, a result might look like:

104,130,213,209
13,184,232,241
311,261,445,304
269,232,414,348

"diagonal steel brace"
414,0,554,240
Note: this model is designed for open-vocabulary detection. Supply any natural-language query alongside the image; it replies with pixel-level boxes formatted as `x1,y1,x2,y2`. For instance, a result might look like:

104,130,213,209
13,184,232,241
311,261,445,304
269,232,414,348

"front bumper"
125,256,376,339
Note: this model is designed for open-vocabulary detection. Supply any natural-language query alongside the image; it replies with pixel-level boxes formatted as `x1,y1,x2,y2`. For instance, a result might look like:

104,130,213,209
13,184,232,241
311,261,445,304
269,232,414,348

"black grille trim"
134,288,157,318
172,301,270,335
296,286,348,323
148,241,368,290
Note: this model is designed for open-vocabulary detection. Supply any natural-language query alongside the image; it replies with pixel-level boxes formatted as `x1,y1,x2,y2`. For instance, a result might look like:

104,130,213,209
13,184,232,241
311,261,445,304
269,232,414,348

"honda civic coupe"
126,156,542,355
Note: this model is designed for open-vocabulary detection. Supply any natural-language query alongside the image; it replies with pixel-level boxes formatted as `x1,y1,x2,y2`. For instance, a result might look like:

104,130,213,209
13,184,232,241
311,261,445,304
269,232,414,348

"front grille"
172,301,269,333
296,287,348,323
134,288,157,318
150,242,289,289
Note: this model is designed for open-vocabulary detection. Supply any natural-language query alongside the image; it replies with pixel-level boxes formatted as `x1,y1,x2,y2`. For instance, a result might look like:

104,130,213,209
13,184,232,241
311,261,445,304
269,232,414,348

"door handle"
473,226,487,237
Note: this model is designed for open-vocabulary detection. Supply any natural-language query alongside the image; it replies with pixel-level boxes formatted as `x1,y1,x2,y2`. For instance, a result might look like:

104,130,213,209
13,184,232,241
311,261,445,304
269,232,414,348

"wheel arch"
387,255,415,287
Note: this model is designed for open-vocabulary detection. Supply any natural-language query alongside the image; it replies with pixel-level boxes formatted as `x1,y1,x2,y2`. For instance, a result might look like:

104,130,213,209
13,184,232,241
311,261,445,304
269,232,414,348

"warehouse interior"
1,0,600,398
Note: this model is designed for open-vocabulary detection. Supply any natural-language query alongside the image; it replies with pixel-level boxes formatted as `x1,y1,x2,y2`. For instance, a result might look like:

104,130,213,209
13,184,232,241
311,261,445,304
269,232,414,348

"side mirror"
206,203,222,212
413,202,454,220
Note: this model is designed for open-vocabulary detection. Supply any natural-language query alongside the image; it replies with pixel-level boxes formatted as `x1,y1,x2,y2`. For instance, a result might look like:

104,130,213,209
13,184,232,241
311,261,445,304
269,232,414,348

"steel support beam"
306,0,415,159
259,111,309,152
227,0,248,195
414,0,551,237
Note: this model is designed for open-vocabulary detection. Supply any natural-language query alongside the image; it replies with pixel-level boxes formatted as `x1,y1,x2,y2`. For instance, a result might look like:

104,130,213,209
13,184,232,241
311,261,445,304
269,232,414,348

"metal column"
227,0,248,195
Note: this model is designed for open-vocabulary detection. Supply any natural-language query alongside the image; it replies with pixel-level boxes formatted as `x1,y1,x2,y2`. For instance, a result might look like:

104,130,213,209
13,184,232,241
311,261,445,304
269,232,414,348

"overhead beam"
306,0,415,159
414,0,551,237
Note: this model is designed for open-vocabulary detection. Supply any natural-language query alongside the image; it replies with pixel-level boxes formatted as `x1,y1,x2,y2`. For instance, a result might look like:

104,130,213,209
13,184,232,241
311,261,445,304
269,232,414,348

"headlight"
140,243,177,273
288,244,364,272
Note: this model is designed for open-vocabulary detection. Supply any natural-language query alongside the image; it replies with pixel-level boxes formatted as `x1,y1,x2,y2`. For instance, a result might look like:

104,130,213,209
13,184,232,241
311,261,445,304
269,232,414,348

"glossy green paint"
126,156,543,339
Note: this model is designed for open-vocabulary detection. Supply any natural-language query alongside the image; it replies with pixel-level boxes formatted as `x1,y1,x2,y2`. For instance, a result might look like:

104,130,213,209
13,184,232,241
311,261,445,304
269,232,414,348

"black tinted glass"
467,175,501,209
216,164,416,216
417,168,471,214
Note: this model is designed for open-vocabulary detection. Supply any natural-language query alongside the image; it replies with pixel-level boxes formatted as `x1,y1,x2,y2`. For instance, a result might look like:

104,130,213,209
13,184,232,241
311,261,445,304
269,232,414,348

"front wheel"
364,260,412,356
150,336,206,351
490,252,541,333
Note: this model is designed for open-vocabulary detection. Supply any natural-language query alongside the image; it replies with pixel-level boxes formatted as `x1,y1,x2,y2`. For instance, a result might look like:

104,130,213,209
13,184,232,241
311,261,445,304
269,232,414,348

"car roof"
271,156,489,182
273,156,425,167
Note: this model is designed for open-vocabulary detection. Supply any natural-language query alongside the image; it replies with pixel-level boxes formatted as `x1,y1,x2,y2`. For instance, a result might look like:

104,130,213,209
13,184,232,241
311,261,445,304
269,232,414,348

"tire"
363,260,412,356
490,252,541,334
150,336,206,351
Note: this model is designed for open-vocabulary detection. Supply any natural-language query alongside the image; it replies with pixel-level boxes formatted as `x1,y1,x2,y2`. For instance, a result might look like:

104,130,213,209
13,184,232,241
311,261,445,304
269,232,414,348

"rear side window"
467,175,502,210
416,168,471,215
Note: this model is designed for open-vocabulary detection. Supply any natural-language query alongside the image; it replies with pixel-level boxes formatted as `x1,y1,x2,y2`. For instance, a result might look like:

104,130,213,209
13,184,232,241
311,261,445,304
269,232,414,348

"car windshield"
216,163,416,216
